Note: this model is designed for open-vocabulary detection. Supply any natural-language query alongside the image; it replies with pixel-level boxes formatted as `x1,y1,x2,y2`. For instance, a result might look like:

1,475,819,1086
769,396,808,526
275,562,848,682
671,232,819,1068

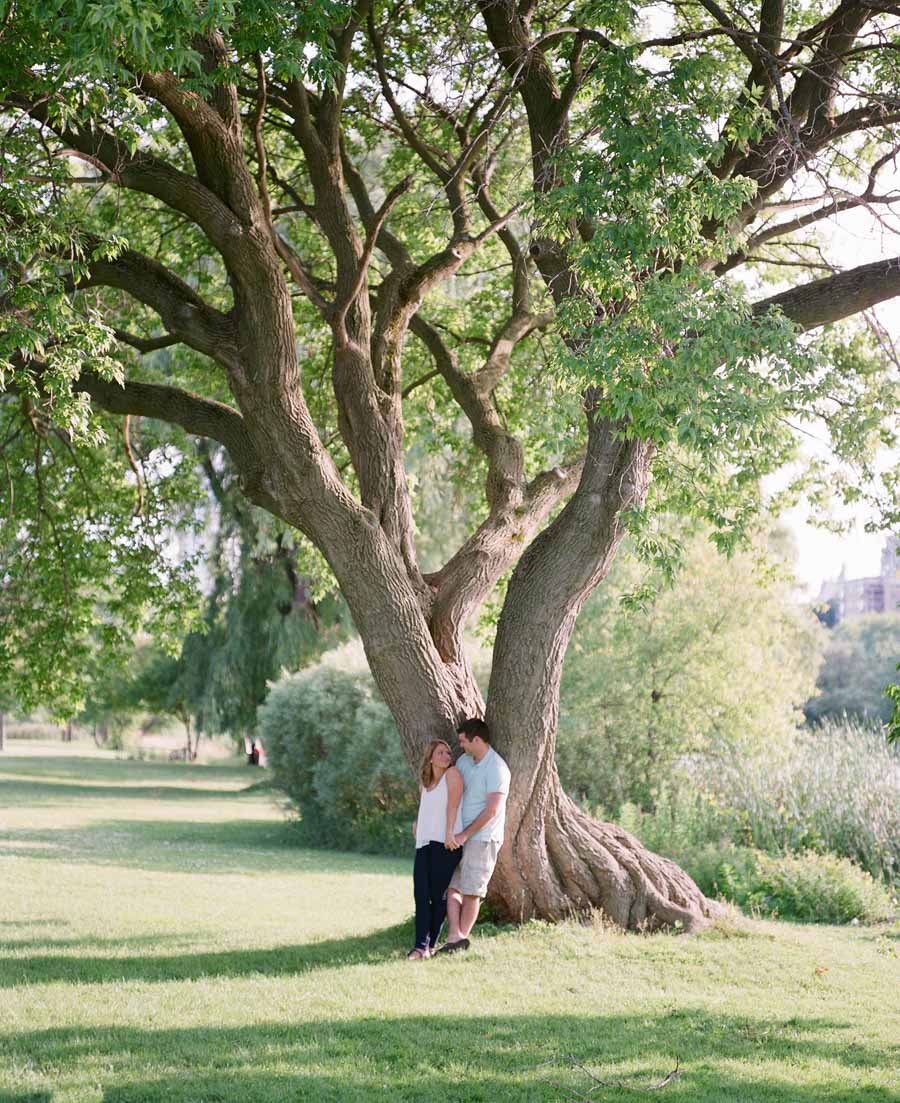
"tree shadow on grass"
0,754,259,807
0,920,68,929
0,755,245,783
0,921,423,988
0,1093,52,1103
1,1014,895,1103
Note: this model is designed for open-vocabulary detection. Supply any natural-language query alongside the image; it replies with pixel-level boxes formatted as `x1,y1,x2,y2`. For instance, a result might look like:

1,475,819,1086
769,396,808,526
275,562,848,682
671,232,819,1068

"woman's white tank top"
415,772,463,848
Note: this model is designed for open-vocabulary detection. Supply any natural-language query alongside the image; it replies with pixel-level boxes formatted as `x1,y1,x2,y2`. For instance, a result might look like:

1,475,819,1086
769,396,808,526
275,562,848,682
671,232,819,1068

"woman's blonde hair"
419,739,451,788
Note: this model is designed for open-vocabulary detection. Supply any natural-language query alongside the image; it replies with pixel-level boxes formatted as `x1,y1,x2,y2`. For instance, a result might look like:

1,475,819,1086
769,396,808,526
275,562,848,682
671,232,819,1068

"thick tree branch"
371,200,524,400
368,15,470,235
76,372,251,463
113,330,182,354
424,452,582,664
411,315,526,512
341,137,412,271
474,309,554,392
409,311,579,660
137,69,259,223
333,173,412,345
753,253,900,330
10,358,266,506
719,144,900,272
703,3,892,243
787,2,875,128
277,80,426,583
317,0,371,154
477,0,581,301
472,168,532,312
486,409,653,874
77,245,239,371
829,102,900,141
695,0,763,67
10,93,248,258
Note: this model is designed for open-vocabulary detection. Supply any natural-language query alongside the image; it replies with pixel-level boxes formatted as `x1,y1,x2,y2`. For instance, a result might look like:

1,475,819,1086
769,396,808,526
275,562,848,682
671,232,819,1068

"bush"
259,642,416,855
740,851,894,923
684,844,893,923
618,812,894,924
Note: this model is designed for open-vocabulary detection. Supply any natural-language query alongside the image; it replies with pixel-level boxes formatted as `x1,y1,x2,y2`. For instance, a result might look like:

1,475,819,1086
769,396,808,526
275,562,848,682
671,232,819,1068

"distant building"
817,533,900,622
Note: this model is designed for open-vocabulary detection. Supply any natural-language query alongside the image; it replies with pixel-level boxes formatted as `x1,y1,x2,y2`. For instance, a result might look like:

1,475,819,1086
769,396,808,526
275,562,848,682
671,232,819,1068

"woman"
408,739,463,960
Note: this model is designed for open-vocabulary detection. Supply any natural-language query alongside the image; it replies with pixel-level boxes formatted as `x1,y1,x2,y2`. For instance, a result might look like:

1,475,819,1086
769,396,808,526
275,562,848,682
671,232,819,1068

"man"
440,717,510,954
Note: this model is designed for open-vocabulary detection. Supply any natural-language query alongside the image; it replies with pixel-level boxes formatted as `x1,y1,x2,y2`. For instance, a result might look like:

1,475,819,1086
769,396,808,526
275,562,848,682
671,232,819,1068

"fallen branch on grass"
565,1054,681,1097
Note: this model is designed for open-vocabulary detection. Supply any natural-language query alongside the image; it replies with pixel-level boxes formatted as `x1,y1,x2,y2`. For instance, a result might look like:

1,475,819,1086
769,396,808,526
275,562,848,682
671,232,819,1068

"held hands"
444,831,466,851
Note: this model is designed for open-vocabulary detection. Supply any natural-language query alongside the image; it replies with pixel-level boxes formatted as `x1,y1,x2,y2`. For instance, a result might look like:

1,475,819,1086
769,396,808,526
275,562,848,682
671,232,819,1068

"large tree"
178,445,349,746
1,0,899,929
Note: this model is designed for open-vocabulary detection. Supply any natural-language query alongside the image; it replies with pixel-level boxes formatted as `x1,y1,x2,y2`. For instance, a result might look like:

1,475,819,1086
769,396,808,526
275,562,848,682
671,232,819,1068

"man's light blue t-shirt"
457,747,511,844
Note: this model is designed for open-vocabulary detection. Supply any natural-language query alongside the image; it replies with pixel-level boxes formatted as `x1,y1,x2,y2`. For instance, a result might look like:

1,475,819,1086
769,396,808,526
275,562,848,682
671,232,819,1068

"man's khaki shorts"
448,839,502,899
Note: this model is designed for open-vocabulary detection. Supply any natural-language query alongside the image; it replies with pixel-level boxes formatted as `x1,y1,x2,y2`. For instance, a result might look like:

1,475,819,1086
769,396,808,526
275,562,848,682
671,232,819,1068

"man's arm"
459,792,505,844
444,767,464,849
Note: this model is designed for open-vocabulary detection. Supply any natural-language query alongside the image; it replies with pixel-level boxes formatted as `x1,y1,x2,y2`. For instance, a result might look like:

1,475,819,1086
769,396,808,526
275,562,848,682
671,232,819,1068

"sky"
779,199,899,597
788,514,888,596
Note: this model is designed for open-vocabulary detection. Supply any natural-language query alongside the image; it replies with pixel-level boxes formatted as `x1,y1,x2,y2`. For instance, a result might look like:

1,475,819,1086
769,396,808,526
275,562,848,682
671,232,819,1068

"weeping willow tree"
181,444,348,747
1,0,898,928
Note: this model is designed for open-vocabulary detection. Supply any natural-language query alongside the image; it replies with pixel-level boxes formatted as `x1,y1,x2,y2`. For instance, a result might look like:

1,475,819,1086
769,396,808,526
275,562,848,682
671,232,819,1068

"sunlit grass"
0,748,898,1102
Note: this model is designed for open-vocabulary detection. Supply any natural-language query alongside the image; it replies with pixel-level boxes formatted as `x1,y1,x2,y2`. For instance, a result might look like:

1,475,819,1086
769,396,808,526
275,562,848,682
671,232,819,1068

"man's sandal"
406,947,430,960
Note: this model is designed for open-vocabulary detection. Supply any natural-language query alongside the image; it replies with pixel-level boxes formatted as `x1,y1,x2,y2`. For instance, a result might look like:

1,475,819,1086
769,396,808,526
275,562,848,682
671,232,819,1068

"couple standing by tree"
410,719,510,959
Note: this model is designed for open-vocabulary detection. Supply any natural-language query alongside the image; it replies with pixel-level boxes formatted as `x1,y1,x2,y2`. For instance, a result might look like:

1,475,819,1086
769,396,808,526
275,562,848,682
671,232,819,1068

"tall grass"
624,719,900,887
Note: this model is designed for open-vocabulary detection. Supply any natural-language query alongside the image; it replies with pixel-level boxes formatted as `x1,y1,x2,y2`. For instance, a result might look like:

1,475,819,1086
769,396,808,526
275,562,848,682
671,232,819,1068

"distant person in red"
246,737,266,766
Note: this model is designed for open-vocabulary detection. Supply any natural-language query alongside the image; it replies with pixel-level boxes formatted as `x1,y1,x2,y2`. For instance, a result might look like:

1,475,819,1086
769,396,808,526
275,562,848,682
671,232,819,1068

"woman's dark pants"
413,841,462,951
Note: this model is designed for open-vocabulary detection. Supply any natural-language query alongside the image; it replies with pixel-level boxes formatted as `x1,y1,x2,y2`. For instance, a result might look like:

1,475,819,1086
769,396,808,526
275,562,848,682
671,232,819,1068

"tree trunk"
483,413,719,931
489,763,718,932
0,711,5,752
179,710,196,762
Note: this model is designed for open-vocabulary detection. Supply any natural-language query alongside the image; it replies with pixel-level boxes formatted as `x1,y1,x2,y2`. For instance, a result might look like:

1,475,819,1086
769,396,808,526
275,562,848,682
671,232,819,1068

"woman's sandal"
406,947,430,961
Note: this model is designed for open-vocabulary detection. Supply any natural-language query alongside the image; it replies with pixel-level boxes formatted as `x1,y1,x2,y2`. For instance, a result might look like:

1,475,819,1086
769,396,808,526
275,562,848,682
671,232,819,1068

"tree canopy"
557,530,823,814
805,613,900,726
2,0,898,711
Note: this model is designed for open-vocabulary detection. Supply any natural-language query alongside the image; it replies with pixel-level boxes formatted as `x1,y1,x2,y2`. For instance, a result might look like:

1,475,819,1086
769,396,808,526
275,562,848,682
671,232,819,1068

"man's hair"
457,717,490,744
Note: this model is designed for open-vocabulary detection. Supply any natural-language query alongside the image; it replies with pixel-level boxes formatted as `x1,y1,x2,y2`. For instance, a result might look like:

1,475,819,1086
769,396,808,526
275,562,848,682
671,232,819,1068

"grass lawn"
0,745,898,1103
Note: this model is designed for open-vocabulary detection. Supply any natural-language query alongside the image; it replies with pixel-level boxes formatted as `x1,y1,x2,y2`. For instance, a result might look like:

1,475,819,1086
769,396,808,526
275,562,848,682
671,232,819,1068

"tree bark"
490,772,716,931
484,408,719,930
177,706,197,762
